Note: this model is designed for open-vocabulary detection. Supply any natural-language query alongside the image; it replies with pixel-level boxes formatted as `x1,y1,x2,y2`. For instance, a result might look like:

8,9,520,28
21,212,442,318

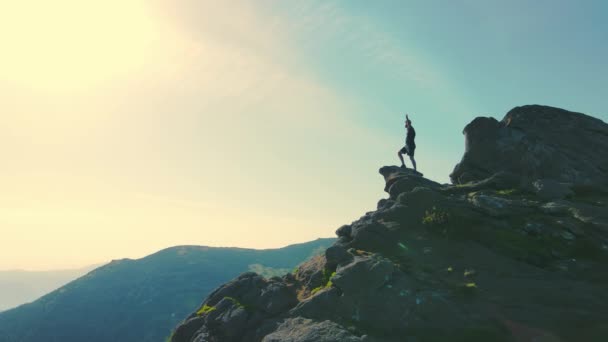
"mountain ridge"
0,238,335,342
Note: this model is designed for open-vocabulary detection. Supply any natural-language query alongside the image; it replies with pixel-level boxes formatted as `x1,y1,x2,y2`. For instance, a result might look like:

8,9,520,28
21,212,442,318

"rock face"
262,318,368,342
450,105,608,194
171,105,608,342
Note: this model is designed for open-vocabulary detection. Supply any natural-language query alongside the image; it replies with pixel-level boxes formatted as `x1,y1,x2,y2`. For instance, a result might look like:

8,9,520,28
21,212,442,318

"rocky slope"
171,105,608,342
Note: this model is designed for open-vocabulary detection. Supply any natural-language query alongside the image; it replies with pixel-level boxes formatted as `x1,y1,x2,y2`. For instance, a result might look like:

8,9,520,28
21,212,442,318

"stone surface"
261,317,367,342
569,203,608,231
331,255,394,295
171,272,298,342
532,179,574,201
324,244,353,270
379,166,441,199
450,105,608,193
171,316,205,342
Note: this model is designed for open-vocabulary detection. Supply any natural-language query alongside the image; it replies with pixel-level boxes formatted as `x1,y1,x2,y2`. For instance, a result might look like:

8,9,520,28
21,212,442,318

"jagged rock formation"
171,105,608,342
450,105,608,194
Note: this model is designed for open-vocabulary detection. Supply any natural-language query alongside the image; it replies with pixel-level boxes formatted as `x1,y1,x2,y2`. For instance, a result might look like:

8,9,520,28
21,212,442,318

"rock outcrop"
171,105,608,342
450,105,608,195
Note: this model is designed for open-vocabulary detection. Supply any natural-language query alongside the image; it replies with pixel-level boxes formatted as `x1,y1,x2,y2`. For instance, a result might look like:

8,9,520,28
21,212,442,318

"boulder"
171,273,298,342
379,166,440,199
349,220,396,252
209,299,250,339
294,255,328,296
324,245,354,270
289,287,345,319
262,317,368,342
331,255,394,295
335,225,352,239
450,105,608,192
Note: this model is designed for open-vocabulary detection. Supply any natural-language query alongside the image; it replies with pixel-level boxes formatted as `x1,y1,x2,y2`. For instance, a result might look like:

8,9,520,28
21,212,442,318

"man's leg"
409,155,417,171
397,150,406,168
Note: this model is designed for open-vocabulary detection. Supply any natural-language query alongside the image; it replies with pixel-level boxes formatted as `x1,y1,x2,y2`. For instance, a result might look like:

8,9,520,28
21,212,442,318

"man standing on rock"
398,114,417,171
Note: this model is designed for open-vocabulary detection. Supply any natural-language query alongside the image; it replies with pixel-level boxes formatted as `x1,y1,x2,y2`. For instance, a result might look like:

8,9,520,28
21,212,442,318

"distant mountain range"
0,265,99,312
0,238,334,342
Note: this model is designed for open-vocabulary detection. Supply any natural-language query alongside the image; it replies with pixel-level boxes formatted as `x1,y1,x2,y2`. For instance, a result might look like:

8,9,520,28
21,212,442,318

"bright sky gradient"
1,0,607,270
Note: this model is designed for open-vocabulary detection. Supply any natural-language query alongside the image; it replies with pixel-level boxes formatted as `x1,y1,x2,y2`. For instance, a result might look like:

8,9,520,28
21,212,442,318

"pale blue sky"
1,0,606,269
262,0,608,162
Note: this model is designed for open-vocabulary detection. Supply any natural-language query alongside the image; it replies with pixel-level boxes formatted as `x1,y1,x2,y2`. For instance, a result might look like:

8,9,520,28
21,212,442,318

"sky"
1,0,607,270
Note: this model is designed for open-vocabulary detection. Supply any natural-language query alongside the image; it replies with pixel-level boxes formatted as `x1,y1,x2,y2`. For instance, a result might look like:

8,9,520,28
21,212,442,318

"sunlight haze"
1,0,606,270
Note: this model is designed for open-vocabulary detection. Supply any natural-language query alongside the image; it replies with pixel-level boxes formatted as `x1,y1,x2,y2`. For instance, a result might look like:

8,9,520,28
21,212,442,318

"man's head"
405,119,411,128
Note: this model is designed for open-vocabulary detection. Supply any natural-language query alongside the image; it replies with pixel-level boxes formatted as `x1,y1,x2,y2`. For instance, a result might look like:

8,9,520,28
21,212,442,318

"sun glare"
0,0,162,91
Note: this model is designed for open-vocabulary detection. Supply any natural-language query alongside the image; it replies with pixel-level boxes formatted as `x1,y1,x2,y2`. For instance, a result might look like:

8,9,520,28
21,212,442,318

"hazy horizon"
0,263,100,273
0,239,332,272
2,0,607,270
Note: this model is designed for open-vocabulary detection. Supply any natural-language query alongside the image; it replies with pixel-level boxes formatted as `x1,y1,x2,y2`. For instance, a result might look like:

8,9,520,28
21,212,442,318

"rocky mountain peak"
170,105,608,342
451,105,608,195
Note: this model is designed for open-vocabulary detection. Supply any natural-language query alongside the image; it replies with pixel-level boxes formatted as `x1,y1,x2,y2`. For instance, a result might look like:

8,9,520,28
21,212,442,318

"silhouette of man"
398,114,417,171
